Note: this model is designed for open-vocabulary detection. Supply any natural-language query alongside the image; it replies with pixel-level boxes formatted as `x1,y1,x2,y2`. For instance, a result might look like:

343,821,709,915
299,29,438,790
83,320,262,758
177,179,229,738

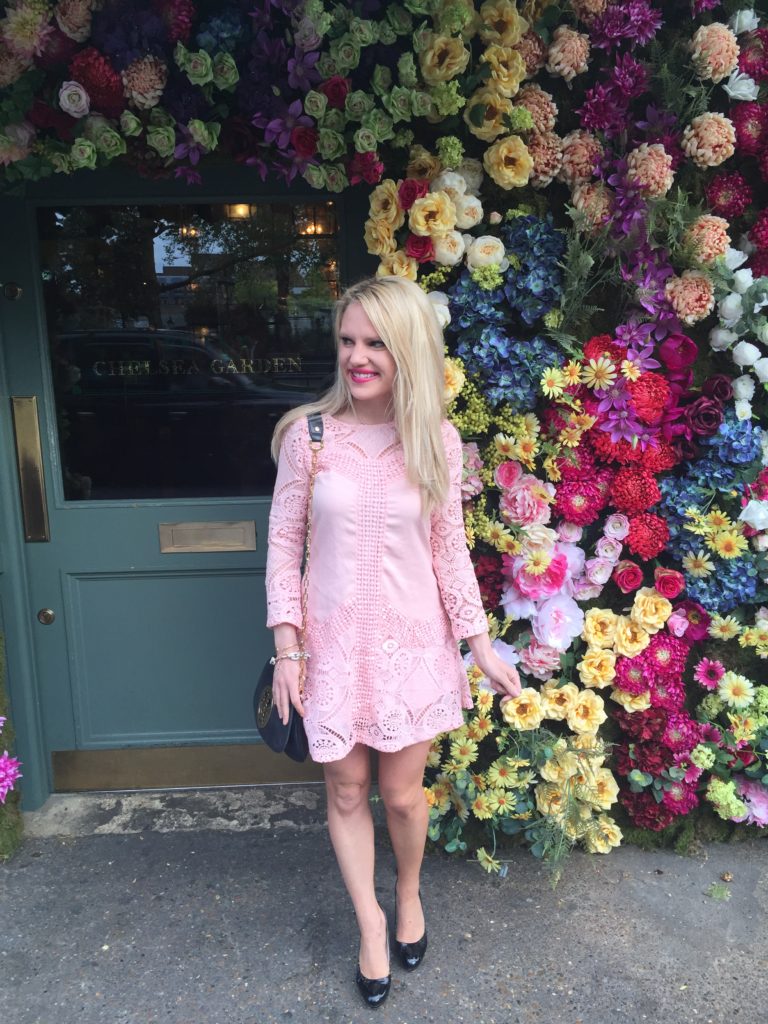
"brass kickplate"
159,520,256,553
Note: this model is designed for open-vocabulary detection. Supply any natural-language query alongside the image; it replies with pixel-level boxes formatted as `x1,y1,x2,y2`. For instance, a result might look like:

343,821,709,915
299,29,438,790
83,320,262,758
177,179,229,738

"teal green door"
0,188,354,794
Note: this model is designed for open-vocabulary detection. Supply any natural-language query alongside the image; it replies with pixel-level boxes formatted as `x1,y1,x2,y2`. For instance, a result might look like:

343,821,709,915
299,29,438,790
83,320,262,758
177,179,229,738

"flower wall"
2,0,768,871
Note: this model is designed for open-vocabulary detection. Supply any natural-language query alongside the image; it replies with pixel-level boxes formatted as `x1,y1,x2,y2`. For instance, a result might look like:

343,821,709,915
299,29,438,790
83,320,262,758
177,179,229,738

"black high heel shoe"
355,915,391,1009
393,883,428,972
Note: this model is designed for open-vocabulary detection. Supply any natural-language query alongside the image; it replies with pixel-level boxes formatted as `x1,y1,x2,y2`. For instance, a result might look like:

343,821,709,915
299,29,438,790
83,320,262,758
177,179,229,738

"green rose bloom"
94,126,127,159
212,52,239,91
119,110,143,137
70,138,98,170
316,54,339,79
329,34,361,73
348,17,378,47
397,53,418,88
149,107,174,127
361,108,394,142
304,90,328,120
436,135,464,169
302,162,327,190
345,89,375,121
391,128,415,149
371,65,392,97
324,163,349,193
147,125,176,158
412,23,433,53
378,22,397,45
188,119,220,151
382,86,412,124
410,91,435,118
353,126,378,153
386,4,414,35
186,50,214,86
404,0,432,15
434,0,474,35
49,150,73,173
430,80,466,116
317,128,346,161
319,108,346,133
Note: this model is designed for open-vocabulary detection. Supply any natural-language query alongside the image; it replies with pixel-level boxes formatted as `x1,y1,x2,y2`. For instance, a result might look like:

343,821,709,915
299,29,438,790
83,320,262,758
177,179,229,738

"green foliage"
647,37,713,127
0,635,23,861
548,224,621,350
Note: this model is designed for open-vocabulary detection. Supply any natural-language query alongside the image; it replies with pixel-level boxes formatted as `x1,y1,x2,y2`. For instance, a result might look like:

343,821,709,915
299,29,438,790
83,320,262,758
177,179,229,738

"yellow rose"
480,44,526,97
444,357,466,403
584,814,623,854
610,687,652,712
540,680,579,720
613,615,651,658
539,739,580,784
463,85,514,142
483,134,533,189
535,781,566,819
419,31,470,86
406,144,443,181
630,587,673,634
363,217,396,257
480,0,528,47
368,178,405,230
577,648,616,689
566,689,607,734
501,686,544,730
582,608,618,649
376,250,418,281
579,767,619,810
571,732,606,767
408,190,457,237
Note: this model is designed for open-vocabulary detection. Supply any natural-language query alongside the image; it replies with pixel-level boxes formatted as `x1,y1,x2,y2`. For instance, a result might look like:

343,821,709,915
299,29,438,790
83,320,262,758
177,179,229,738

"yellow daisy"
486,520,506,546
708,529,749,559
476,847,501,873
571,412,597,431
470,771,487,791
516,435,539,466
581,356,617,389
708,615,742,641
487,789,515,815
558,425,583,447
705,507,733,530
620,357,641,382
681,549,714,577
451,792,469,821
519,412,541,437
499,534,522,555
449,737,479,763
543,454,561,482
563,360,582,385
523,548,553,576
540,366,565,398
471,793,494,820
486,758,519,789
475,689,494,712
494,432,517,457
467,714,494,740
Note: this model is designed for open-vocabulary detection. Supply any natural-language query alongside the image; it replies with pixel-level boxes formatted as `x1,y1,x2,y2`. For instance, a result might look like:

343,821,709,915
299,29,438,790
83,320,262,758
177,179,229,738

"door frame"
0,165,374,809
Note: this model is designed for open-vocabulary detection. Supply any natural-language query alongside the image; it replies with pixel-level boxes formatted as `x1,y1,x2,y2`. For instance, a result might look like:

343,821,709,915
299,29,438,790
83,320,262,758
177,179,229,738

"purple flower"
612,52,649,99
174,165,203,185
0,750,22,802
602,407,643,442
591,0,663,51
578,84,627,137
691,0,720,13
262,99,311,150
174,125,208,166
287,49,320,91
596,380,631,413
625,341,661,372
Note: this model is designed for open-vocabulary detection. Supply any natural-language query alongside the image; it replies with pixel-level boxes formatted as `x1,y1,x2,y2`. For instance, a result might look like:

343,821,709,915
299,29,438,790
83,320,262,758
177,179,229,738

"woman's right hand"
272,657,306,725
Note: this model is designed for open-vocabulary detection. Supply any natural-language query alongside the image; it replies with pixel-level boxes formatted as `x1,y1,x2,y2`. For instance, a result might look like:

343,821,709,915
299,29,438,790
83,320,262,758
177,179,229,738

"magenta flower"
596,380,631,413
0,750,21,802
693,658,726,690
661,780,699,815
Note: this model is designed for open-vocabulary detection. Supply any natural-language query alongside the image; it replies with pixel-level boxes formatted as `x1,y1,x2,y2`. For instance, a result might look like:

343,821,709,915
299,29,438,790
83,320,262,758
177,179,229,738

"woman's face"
337,301,397,418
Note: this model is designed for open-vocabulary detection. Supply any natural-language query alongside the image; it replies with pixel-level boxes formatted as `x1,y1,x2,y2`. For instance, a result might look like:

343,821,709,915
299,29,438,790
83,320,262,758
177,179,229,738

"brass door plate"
159,520,256,553
10,396,50,542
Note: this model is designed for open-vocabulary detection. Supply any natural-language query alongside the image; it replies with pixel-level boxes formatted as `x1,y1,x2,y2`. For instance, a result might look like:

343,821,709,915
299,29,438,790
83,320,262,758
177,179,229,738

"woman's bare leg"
323,744,388,977
377,739,432,944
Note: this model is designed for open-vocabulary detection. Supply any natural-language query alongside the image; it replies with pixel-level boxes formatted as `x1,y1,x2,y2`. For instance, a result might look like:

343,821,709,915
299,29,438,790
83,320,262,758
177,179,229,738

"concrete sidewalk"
1,786,766,1024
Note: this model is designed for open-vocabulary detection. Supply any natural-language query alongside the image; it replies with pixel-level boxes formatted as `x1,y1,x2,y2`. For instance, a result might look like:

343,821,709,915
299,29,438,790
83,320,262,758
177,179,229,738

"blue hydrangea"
456,328,559,410
700,412,763,466
196,11,245,52
657,475,709,537
682,555,759,614
500,216,565,325
448,271,506,330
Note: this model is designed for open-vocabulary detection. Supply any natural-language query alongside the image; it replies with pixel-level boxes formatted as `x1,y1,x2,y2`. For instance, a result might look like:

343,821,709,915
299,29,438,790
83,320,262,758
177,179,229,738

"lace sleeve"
265,419,310,629
430,422,488,641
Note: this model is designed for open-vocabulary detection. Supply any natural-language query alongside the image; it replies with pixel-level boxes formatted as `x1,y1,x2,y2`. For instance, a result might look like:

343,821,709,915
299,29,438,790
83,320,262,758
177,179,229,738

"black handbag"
254,412,324,762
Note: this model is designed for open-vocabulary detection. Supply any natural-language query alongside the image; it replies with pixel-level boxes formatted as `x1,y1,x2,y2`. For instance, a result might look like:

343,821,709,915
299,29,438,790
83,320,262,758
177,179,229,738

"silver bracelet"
269,651,310,665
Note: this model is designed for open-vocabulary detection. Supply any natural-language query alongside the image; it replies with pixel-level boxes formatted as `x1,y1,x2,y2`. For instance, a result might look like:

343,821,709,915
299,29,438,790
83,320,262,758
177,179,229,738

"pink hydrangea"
682,112,736,167
664,270,715,324
546,26,591,82
626,143,674,198
513,83,558,134
689,22,740,84
684,214,730,263
528,130,563,188
557,129,603,187
519,638,563,681
532,593,585,651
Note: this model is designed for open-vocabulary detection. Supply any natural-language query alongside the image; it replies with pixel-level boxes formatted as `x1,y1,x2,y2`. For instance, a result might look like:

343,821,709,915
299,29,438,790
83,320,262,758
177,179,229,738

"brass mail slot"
159,520,256,553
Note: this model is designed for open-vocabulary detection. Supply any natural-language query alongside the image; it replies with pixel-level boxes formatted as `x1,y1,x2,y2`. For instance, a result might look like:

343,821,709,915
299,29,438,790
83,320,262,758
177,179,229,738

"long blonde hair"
271,276,450,513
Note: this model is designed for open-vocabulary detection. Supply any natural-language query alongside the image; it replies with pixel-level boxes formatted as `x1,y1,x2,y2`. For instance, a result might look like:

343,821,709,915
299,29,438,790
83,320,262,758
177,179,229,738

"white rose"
466,235,506,269
453,194,483,230
433,229,465,266
733,268,754,294
724,246,749,270
738,232,756,255
427,291,451,329
729,9,760,34
752,357,768,382
488,211,502,225
734,398,753,421
753,534,768,552
732,340,762,367
58,80,90,118
719,292,744,324
709,327,739,351
732,374,756,400
722,70,760,101
740,499,768,531
457,157,483,193
756,321,768,344
430,170,467,202
756,605,768,620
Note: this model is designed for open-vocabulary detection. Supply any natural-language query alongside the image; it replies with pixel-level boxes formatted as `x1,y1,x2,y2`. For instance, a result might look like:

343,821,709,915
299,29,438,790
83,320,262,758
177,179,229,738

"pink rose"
500,480,553,527
500,582,536,621
603,513,630,540
570,579,603,602
653,566,686,599
596,536,623,562
666,610,690,637
495,460,523,490
515,551,569,600
585,556,614,586
613,559,644,593
658,332,699,371
519,638,563,681
557,521,583,542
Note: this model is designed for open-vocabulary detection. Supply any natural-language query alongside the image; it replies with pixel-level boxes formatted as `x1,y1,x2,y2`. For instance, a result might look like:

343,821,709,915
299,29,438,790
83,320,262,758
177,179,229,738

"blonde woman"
265,276,521,1009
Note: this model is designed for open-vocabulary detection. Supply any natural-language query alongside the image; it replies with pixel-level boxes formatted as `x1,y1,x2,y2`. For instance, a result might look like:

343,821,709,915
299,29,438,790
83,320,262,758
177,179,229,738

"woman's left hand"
472,650,522,699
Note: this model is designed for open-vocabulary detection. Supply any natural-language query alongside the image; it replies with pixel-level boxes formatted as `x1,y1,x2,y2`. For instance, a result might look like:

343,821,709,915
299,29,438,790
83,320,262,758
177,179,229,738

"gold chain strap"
298,435,323,698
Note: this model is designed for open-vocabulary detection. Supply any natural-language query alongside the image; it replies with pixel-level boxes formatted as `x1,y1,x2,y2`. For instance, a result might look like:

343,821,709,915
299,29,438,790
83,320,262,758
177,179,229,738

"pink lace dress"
265,415,487,763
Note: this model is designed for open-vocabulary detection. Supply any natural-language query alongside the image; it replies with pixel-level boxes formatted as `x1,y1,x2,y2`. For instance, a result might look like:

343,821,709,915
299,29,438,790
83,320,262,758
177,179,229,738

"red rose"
684,395,724,438
405,233,435,263
290,125,318,159
613,559,644,593
398,177,430,210
701,374,733,403
653,566,685,599
348,150,383,185
658,333,698,371
318,75,351,108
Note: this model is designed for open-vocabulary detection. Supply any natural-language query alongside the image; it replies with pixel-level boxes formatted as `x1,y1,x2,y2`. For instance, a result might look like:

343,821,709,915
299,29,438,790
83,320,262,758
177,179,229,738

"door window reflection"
38,202,339,500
